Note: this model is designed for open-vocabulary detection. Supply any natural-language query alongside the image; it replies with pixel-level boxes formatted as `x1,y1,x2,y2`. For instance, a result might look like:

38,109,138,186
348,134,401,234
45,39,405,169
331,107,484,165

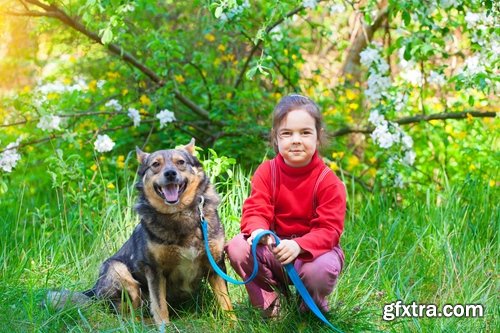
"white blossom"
360,47,380,68
330,4,345,14
394,92,408,112
464,12,482,29
371,122,396,149
270,26,284,42
394,173,404,188
368,110,385,126
105,99,122,111
302,0,318,9
156,109,176,128
428,71,446,85
37,115,62,132
440,0,458,9
398,47,416,70
403,150,416,166
0,139,21,173
400,68,423,85
401,134,414,149
365,73,391,103
37,82,68,95
97,80,106,89
94,134,115,153
462,55,485,76
127,108,141,127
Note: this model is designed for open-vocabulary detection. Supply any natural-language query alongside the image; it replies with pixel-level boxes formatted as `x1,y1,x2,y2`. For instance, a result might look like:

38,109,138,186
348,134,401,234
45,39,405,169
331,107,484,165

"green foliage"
0,157,497,331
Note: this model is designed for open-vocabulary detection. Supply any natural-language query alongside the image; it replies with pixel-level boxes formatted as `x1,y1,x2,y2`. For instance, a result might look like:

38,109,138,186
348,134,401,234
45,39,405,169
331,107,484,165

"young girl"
226,94,346,318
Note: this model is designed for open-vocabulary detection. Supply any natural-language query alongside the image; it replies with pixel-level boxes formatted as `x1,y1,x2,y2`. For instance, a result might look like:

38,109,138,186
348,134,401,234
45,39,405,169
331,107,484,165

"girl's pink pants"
225,233,344,312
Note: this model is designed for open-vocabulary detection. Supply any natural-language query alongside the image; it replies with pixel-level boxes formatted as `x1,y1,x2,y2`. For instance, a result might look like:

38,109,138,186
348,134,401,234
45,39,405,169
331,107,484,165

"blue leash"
200,215,343,332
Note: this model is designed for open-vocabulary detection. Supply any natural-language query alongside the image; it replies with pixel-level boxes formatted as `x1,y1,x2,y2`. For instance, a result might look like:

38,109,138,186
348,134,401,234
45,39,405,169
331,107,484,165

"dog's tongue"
162,184,179,202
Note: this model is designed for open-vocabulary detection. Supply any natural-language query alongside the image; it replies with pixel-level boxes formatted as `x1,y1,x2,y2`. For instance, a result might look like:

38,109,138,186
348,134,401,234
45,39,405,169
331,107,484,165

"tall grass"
0,163,497,332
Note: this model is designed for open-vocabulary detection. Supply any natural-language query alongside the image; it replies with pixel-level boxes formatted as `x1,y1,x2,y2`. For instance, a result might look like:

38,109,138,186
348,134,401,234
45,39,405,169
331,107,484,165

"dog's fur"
46,139,233,327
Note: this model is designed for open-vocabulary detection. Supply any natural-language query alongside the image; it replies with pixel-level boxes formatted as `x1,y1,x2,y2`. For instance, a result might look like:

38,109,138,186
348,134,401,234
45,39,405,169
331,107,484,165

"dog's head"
136,139,207,214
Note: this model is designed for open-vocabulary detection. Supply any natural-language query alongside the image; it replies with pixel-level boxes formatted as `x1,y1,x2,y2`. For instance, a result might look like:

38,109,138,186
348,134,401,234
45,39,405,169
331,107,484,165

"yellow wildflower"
139,81,147,88
107,183,115,190
489,180,496,187
107,71,120,80
122,89,129,96
100,156,105,161
88,80,97,92
175,75,185,83
204,33,216,42
22,86,31,93
348,103,359,110
140,95,152,106
345,89,357,101
117,155,125,169
217,44,226,52
347,155,360,170
90,164,98,171
329,162,339,171
369,157,377,164
46,93,59,100
468,164,476,171
63,78,71,85
367,168,377,177
332,152,345,159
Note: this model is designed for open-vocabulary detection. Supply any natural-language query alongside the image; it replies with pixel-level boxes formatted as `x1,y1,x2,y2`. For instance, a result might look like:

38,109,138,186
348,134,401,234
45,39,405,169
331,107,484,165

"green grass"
0,166,497,332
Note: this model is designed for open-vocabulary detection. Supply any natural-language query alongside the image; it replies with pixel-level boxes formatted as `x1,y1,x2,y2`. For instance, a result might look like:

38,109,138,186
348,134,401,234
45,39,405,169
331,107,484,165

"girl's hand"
247,229,274,246
273,239,302,265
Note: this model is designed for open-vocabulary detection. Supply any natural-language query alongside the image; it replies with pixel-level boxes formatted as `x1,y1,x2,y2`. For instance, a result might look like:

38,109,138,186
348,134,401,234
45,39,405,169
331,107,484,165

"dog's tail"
43,289,95,310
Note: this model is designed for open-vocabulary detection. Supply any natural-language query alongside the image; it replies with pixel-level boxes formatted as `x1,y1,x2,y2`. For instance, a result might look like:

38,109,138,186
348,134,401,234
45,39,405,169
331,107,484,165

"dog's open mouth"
154,181,187,205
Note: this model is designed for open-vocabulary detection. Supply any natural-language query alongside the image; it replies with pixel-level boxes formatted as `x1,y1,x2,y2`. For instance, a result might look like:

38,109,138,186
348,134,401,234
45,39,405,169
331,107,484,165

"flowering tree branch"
13,0,211,121
330,110,498,137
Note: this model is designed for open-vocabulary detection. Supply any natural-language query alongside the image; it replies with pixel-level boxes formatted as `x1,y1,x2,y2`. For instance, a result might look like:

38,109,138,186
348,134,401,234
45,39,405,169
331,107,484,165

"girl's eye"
279,131,292,138
301,130,314,136
176,160,185,166
152,161,160,168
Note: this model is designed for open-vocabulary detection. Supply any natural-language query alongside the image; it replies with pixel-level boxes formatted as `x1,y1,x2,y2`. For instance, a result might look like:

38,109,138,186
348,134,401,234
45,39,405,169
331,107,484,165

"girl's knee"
225,233,250,265
298,258,341,292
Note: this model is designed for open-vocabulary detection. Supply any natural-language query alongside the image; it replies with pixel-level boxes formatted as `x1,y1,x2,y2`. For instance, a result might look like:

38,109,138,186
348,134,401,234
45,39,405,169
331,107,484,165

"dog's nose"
164,169,177,181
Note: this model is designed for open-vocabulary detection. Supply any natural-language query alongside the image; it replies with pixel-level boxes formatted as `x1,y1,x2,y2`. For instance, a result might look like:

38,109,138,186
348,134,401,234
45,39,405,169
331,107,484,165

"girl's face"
276,109,319,168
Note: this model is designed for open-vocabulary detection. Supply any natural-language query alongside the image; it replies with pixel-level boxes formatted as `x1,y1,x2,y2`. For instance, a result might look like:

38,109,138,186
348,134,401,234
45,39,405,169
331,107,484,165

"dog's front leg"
145,266,169,327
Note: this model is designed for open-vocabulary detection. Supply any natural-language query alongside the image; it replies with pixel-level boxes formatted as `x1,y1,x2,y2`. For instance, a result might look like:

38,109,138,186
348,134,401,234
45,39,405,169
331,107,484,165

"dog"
45,139,233,327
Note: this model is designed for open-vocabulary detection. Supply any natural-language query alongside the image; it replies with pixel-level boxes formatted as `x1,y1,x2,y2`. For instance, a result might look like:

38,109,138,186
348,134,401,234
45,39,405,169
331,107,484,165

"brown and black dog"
46,139,233,327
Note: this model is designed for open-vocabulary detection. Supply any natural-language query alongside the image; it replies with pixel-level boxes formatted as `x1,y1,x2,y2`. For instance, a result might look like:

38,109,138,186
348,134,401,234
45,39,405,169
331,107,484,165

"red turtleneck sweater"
241,152,346,261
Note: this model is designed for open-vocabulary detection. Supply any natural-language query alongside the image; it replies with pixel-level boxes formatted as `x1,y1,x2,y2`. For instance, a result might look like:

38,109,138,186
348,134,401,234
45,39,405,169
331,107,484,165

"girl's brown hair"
271,94,325,153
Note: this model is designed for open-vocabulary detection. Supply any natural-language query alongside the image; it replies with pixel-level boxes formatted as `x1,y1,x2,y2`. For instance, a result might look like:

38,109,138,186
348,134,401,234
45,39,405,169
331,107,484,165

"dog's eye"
176,160,185,166
151,161,161,168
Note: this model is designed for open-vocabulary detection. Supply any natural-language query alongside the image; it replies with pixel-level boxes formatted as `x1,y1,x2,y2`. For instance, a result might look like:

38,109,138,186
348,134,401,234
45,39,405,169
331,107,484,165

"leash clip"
198,196,205,221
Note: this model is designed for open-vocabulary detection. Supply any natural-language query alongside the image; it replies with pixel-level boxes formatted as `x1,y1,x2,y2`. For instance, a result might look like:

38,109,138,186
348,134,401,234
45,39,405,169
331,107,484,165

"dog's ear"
136,146,149,164
183,138,196,155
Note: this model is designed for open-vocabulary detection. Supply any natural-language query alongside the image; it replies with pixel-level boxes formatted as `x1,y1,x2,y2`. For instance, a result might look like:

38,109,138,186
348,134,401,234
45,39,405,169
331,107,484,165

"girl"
226,94,346,318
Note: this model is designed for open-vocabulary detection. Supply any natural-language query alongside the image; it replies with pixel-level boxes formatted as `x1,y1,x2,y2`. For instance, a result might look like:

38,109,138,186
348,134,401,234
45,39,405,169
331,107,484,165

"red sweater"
241,152,346,261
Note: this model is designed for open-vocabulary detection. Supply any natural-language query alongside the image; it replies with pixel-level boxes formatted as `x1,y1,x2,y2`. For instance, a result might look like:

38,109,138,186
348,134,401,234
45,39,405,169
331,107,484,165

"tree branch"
233,5,305,90
341,5,389,80
17,0,211,121
330,111,498,137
